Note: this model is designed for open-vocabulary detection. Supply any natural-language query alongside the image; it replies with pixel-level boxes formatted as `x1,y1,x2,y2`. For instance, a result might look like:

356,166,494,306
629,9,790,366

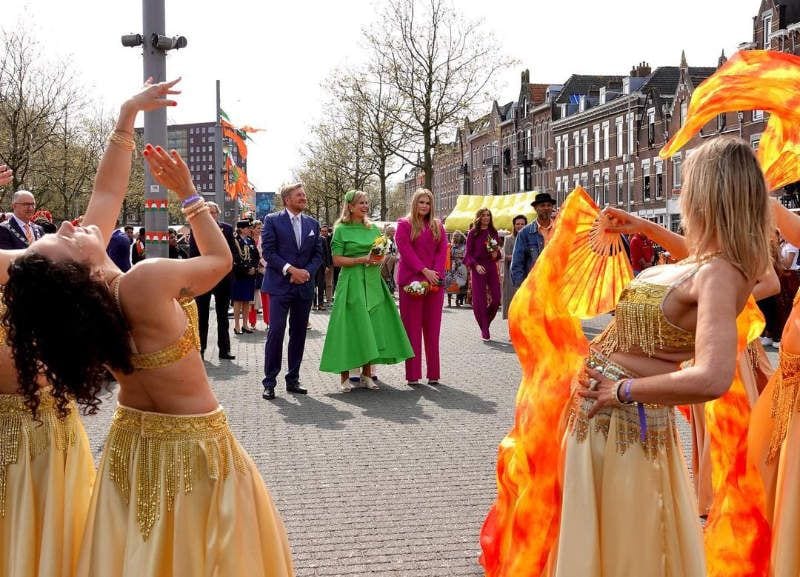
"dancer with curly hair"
0,82,174,577
3,81,294,577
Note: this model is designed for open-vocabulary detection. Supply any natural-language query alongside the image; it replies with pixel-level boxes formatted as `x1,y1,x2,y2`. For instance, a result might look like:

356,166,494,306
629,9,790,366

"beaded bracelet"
181,194,202,208
107,130,136,152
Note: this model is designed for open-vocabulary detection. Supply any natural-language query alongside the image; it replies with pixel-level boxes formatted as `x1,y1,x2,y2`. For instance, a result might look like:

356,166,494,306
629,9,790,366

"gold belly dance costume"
569,276,696,458
553,269,705,577
0,290,96,577
77,278,294,577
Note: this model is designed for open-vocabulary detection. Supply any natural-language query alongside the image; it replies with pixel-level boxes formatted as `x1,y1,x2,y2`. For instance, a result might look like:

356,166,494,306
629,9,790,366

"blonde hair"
405,188,441,242
679,137,771,280
336,190,371,226
279,182,304,201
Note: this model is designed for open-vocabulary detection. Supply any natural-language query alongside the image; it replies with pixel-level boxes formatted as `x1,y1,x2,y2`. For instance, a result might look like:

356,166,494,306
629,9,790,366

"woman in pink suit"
464,207,501,341
396,189,449,386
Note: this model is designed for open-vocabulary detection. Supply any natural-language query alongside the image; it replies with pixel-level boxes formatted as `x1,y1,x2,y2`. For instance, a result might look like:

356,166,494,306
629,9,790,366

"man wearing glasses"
0,190,43,249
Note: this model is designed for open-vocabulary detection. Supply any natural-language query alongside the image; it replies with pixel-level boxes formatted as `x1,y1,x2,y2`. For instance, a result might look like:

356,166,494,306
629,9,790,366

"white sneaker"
760,337,773,346
773,341,781,349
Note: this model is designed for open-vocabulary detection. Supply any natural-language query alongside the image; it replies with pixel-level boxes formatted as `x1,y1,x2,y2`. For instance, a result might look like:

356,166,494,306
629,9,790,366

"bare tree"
366,0,513,189
0,27,84,203
328,65,408,220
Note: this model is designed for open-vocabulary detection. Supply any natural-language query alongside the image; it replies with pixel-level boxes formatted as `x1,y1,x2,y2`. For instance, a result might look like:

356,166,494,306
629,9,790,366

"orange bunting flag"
480,187,629,576
660,49,800,190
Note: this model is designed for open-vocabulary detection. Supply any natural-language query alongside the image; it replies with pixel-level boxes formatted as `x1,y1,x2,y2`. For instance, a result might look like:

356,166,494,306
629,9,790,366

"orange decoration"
702,299,770,577
661,49,800,190
480,187,628,576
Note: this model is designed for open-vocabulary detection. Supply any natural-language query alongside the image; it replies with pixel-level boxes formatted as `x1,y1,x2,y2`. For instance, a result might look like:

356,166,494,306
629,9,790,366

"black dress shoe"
286,384,308,394
219,352,236,360
262,388,275,400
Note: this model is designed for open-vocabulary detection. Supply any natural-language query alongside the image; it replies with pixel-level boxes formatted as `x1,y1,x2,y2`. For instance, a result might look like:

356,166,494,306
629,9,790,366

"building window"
673,155,682,188
582,129,589,166
616,118,624,157
647,108,656,145
655,159,664,199
717,113,726,132
593,172,601,205
680,101,688,127
764,14,773,48
556,137,562,170
603,122,610,159
574,131,580,166
564,135,570,168
602,170,610,206
627,114,634,156
593,126,600,162
642,160,651,202
751,133,761,150
616,168,624,205
753,109,764,121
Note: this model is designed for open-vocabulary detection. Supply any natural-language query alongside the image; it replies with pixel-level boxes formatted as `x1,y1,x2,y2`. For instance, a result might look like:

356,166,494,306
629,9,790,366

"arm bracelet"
181,194,202,208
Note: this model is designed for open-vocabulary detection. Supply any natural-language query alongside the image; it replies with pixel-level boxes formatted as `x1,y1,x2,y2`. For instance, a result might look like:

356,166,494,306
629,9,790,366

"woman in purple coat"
464,207,502,341
395,189,449,386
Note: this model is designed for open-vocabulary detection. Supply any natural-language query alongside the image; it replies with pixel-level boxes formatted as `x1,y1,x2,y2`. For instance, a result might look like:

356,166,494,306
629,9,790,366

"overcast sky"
5,0,757,192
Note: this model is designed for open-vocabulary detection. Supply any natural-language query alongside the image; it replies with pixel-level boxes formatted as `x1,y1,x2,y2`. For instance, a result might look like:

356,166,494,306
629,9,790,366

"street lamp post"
121,0,187,257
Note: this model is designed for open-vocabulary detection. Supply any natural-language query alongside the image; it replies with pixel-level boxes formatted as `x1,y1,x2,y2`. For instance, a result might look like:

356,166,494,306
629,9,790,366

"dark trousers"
262,292,313,390
314,266,327,307
196,276,232,355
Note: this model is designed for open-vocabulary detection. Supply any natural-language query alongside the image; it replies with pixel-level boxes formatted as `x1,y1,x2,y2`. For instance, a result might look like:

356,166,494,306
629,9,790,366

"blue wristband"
181,194,202,208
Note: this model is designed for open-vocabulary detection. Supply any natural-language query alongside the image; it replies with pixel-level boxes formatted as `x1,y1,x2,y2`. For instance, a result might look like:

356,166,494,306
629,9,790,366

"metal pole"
214,80,224,214
142,0,168,257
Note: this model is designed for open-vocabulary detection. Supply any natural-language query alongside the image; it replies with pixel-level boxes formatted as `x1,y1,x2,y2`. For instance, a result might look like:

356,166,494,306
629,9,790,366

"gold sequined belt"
0,394,80,517
106,404,247,541
568,351,677,460
768,347,800,463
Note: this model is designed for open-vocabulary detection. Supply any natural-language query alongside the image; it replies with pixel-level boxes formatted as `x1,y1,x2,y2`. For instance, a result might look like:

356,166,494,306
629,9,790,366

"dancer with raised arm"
2,80,294,577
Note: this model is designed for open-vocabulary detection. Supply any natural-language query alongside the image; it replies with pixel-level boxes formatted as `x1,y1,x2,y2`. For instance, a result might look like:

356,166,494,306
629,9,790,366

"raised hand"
123,77,181,114
142,145,195,199
600,206,647,235
0,165,12,187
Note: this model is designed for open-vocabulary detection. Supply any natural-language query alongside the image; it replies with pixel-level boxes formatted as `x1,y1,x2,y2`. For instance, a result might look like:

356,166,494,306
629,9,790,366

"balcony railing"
482,156,499,167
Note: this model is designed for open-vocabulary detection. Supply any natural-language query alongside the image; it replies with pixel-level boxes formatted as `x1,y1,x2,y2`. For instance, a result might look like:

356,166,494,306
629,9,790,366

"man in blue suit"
261,182,323,400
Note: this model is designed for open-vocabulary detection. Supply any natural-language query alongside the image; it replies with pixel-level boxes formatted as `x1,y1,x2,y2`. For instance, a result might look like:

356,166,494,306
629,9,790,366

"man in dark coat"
189,201,237,360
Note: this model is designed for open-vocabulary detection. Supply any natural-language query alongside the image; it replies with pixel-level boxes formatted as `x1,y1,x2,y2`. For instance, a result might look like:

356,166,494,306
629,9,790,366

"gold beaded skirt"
76,404,294,577
551,351,705,576
0,394,95,577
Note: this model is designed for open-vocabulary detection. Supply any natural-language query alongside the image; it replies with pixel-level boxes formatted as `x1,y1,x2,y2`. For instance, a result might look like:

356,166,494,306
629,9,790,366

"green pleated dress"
319,221,413,373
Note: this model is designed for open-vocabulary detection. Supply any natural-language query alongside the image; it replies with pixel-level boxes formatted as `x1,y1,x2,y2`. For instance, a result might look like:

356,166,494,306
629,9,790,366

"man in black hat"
510,192,556,287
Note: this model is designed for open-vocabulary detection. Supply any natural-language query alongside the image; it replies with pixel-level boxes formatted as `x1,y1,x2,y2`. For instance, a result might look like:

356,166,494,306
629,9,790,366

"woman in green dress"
320,190,413,391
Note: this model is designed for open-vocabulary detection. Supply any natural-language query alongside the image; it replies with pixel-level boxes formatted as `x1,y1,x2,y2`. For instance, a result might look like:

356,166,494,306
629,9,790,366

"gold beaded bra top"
110,276,201,370
593,264,701,358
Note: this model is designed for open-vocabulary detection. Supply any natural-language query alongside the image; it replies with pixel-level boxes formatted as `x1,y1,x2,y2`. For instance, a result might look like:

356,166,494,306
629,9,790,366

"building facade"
428,0,800,221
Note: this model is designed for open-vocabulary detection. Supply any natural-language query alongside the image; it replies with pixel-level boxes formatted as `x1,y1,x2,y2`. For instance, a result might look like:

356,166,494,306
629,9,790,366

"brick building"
428,0,800,220
136,121,246,199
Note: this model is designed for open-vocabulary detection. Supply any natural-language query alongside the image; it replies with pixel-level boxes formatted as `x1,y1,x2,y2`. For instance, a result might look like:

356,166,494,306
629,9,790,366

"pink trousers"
399,288,445,381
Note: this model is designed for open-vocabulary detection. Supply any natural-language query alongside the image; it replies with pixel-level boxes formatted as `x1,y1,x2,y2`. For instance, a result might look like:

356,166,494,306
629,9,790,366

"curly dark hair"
3,252,134,418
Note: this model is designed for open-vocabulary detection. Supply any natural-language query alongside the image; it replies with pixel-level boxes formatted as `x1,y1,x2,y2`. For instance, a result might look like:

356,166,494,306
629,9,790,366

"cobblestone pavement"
80,302,777,577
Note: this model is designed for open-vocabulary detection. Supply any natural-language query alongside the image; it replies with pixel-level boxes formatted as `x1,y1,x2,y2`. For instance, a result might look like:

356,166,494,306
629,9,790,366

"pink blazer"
395,217,449,287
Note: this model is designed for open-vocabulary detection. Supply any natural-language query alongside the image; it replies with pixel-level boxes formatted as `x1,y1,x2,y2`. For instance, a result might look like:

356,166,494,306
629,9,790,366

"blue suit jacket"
261,210,323,299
